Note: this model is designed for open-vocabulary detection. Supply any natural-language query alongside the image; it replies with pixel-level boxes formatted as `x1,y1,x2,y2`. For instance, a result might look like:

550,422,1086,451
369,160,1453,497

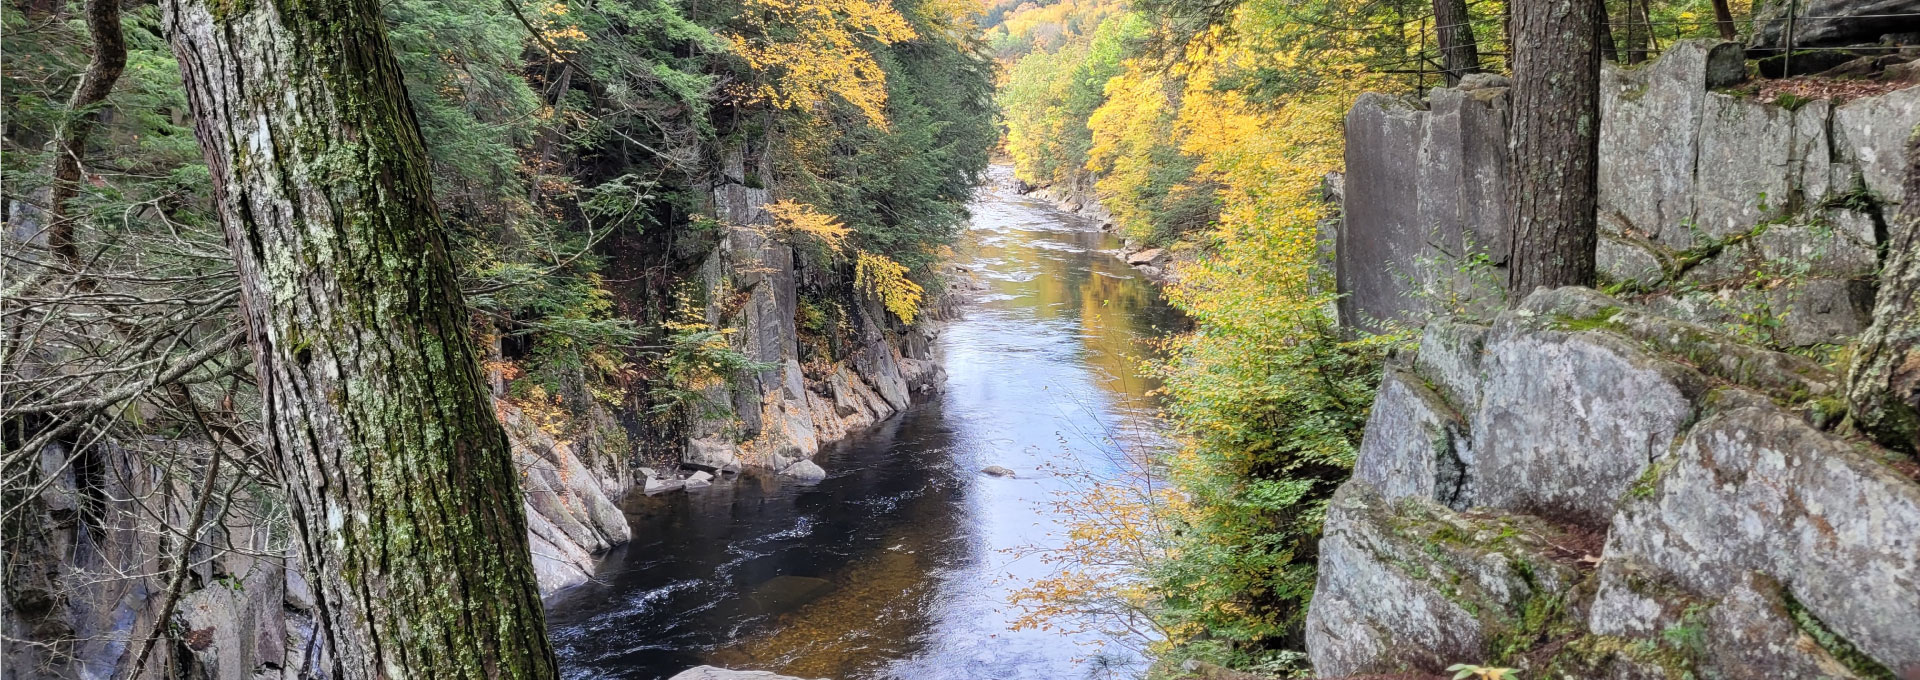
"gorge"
7,0,1920,679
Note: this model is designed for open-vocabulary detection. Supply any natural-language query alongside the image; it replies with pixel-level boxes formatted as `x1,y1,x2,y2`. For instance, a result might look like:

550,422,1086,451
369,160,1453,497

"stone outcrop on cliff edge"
683,151,947,480
1306,287,1920,678
1339,40,1920,348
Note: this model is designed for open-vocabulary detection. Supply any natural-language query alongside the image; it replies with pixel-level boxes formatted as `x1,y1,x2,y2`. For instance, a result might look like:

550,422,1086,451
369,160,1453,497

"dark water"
546,167,1182,680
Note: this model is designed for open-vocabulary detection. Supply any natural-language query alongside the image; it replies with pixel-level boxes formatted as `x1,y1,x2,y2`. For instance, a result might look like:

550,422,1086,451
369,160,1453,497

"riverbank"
545,164,1183,680
1009,177,1190,285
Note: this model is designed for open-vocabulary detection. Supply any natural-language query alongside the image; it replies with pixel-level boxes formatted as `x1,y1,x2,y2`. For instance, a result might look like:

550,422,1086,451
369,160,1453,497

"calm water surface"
546,167,1182,680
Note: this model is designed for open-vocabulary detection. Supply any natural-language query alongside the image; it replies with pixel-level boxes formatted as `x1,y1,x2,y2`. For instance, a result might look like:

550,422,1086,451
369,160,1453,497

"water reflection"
546,167,1182,679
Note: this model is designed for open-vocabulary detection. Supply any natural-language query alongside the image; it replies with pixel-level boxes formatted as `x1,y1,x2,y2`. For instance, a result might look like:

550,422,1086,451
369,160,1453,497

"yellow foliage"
727,0,917,128
765,199,852,253
999,1,1395,655
854,249,924,324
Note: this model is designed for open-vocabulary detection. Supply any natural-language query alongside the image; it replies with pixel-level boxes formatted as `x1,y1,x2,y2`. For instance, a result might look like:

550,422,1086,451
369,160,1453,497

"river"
545,167,1183,680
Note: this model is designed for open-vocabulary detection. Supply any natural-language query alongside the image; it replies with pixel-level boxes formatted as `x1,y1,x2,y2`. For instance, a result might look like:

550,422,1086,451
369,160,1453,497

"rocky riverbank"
1010,173,1186,284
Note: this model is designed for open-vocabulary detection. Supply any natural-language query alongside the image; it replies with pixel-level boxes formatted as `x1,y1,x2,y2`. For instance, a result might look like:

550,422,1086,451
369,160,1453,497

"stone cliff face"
682,151,947,480
1308,287,1920,678
2,400,636,679
1312,43,1920,677
1340,40,1920,349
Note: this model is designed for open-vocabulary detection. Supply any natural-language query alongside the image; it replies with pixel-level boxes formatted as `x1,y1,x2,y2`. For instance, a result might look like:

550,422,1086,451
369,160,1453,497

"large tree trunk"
1504,0,1603,299
1432,0,1480,85
1844,132,1920,453
159,1,559,678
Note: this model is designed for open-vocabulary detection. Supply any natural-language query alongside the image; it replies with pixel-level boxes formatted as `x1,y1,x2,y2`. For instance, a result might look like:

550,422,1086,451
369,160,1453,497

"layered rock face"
1306,288,1920,678
683,151,946,479
499,402,634,594
1339,40,1920,348
2,401,635,680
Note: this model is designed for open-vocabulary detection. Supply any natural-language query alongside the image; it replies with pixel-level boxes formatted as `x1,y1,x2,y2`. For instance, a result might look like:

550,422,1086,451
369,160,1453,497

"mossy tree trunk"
159,1,559,678
1504,0,1602,300
1845,131,1920,453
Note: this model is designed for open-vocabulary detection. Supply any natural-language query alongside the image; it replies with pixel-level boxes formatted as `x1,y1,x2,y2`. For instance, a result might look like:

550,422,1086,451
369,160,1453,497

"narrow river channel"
546,167,1183,680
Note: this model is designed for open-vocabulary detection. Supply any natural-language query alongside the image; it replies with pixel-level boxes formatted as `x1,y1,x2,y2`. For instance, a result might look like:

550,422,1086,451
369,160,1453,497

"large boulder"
1600,393,1920,672
1352,366,1473,508
1471,292,1710,527
669,666,826,680
1833,86,1920,231
1126,247,1170,267
1598,40,1748,249
1306,483,1587,677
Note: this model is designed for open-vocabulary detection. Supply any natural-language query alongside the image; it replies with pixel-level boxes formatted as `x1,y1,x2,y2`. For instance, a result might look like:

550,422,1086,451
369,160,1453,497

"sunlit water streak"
545,167,1182,680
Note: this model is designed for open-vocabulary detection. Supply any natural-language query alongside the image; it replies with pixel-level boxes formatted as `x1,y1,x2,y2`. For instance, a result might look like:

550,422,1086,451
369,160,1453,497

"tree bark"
1504,0,1603,300
1710,0,1738,41
159,1,559,678
1432,0,1480,85
1844,131,1920,453
48,0,126,264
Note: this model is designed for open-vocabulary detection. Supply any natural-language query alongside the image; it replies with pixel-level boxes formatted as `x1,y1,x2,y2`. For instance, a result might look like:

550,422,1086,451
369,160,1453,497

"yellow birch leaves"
727,0,917,127
855,249,924,324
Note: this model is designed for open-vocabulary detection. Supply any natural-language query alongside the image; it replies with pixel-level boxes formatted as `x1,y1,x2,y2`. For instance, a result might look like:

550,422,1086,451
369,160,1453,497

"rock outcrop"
1306,287,1920,679
1337,40,1920,349
683,151,946,479
1750,0,1920,52
499,402,633,595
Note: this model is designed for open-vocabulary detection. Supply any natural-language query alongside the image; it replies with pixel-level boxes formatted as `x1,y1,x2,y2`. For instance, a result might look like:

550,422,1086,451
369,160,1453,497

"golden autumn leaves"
726,0,917,128
767,199,926,324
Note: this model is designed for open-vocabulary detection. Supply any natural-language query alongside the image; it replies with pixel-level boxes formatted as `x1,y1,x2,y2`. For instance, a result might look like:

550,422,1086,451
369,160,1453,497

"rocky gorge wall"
1309,41,1920,679
1340,40,1920,348
680,151,948,481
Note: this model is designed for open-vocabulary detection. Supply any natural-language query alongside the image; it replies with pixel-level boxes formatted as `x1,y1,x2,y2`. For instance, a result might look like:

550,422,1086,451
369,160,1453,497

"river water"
546,167,1182,680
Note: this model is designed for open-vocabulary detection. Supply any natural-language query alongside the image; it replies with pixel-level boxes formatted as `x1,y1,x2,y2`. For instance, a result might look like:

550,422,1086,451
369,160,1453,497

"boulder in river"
778,458,828,481
684,470,714,488
668,666,826,680
981,465,1016,477
1126,248,1169,267
643,476,685,495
